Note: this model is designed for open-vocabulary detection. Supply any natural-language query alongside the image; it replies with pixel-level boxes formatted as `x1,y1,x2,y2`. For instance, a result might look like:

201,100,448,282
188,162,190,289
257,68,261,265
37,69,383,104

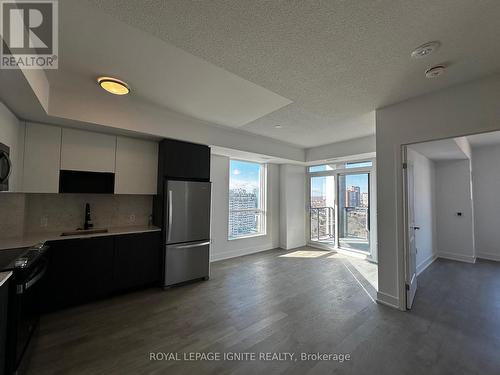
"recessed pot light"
97,77,130,95
411,41,441,59
425,65,446,78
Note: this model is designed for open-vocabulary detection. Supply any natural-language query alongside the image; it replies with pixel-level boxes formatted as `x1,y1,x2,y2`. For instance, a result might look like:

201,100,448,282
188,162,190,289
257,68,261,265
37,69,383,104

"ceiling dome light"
411,41,441,59
425,65,446,78
97,77,130,95
275,125,282,129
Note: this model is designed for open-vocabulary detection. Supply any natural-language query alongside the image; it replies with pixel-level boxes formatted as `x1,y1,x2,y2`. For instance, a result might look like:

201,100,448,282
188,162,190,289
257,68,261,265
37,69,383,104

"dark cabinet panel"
42,237,114,312
0,278,9,375
113,232,161,291
41,232,161,313
155,139,210,228
159,139,210,180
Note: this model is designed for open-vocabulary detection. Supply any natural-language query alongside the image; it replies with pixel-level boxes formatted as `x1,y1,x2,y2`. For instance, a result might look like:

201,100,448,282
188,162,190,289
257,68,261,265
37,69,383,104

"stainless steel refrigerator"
163,180,211,287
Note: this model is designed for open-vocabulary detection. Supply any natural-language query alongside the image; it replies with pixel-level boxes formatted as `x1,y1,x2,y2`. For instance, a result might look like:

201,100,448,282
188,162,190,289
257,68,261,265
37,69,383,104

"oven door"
10,258,48,372
0,143,12,192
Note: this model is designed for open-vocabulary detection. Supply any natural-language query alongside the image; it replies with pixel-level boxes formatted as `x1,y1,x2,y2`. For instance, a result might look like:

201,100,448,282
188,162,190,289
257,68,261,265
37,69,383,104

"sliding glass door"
338,173,370,252
307,161,373,255
309,175,336,245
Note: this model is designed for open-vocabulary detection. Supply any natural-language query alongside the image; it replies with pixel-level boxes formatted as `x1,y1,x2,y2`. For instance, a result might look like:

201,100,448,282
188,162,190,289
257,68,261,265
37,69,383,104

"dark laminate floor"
26,248,500,375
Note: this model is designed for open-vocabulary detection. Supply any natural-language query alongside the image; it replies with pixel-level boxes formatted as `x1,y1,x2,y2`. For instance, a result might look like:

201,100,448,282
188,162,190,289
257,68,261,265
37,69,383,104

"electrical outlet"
40,215,48,228
129,214,136,223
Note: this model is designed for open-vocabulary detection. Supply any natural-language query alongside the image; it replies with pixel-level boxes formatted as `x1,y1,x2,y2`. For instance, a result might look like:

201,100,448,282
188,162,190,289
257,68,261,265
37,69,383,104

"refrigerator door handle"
169,241,211,249
167,190,173,242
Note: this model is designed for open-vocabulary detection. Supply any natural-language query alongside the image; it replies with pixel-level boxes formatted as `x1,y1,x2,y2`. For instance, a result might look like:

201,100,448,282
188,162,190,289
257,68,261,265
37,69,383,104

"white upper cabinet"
22,123,62,193
114,136,158,195
61,128,116,173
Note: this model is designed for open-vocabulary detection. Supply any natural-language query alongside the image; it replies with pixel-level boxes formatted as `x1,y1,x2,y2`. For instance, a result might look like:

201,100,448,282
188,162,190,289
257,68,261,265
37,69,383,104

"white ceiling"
409,139,469,161
2,0,500,151
86,0,500,147
47,1,291,129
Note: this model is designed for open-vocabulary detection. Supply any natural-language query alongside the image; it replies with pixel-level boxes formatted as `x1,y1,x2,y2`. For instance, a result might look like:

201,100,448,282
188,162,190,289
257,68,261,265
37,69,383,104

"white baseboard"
437,252,476,264
210,244,275,262
416,254,438,275
476,251,500,262
376,291,400,310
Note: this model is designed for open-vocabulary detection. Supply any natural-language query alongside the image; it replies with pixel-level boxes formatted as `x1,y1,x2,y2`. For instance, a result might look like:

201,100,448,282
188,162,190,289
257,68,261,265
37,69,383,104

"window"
345,161,373,169
228,160,266,239
308,164,336,173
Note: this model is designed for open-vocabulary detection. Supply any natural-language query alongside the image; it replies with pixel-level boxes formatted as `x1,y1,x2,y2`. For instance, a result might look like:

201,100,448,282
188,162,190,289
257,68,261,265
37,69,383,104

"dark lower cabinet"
0,277,9,375
41,231,161,313
42,237,114,312
113,232,161,291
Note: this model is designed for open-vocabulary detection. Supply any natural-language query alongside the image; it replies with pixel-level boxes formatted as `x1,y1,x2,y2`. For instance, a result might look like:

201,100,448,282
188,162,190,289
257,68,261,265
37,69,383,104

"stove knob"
15,258,28,268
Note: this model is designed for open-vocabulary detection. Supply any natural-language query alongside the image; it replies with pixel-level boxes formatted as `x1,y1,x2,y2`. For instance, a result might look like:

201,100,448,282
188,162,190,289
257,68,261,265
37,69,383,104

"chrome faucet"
84,203,93,230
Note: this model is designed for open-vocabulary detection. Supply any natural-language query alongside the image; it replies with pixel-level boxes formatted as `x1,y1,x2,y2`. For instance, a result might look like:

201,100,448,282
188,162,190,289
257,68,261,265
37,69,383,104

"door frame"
401,145,416,311
337,170,371,254
307,173,338,250
401,146,418,309
306,159,377,259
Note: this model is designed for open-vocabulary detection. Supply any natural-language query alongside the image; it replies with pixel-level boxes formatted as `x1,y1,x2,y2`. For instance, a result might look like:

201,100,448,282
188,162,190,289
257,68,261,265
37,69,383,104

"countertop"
0,271,12,287
0,225,161,251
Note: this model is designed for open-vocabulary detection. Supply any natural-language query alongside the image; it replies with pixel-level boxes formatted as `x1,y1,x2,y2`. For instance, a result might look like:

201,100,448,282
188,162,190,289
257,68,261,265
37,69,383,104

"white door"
405,161,418,309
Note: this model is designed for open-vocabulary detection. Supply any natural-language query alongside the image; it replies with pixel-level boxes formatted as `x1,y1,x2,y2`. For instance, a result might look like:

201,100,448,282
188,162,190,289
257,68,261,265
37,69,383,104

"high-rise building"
229,188,259,238
361,192,369,207
346,186,361,207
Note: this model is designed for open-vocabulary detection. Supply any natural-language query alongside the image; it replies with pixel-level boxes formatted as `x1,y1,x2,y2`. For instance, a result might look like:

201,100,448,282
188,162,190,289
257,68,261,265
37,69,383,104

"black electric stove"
0,247,30,271
1,243,48,375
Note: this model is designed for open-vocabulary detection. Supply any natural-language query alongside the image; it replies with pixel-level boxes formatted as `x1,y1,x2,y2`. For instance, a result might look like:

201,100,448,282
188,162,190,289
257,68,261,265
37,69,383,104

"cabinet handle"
167,190,173,241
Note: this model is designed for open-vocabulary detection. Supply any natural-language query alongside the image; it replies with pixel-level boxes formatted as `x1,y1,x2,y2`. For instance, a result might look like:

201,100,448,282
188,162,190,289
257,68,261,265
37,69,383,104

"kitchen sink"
60,228,109,237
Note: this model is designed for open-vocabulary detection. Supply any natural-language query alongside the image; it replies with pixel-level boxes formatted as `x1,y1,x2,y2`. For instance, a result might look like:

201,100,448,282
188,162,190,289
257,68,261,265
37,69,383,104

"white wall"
471,145,500,262
50,89,305,163
279,165,306,250
407,149,437,274
0,102,25,191
434,160,475,263
376,73,500,309
305,135,376,162
210,154,280,261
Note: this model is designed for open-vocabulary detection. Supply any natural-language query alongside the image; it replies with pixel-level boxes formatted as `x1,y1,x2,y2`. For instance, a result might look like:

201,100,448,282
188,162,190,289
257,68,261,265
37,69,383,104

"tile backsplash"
0,193,153,238
0,193,26,238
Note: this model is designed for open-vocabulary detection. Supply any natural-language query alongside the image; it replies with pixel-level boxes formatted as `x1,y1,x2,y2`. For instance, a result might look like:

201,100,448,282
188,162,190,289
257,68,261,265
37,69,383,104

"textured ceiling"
86,0,500,147
45,1,292,129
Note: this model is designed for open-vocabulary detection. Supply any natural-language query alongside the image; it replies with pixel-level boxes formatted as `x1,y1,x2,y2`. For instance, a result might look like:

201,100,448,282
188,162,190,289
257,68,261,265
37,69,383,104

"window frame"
228,159,267,240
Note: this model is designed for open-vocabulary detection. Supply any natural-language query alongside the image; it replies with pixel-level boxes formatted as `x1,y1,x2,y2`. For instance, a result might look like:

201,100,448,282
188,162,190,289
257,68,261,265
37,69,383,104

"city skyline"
229,160,263,238
311,174,369,197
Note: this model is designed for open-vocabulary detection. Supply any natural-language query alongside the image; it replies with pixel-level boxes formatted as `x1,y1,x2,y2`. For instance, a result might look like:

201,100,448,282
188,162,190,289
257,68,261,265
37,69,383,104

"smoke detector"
425,65,446,78
411,41,441,59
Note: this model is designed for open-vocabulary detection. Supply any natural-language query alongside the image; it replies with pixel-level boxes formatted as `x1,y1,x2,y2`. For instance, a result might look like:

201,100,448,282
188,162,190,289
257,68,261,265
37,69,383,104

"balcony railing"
341,207,369,240
310,206,335,242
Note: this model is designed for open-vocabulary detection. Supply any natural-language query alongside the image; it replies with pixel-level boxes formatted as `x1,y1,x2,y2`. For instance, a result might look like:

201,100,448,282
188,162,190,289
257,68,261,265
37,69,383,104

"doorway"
307,160,376,259
309,175,336,246
338,172,370,253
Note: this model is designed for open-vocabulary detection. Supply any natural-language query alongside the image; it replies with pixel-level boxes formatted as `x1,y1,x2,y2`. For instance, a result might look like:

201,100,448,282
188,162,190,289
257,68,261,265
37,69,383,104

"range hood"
59,170,115,194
